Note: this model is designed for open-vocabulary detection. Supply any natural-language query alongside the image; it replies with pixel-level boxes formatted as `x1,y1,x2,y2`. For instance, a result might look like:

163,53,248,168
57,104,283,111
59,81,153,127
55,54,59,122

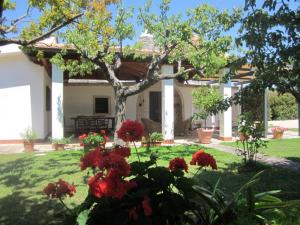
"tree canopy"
237,0,300,102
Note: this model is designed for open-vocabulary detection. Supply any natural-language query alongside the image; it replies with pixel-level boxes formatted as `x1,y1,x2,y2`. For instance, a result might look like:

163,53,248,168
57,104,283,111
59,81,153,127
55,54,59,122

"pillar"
51,64,64,139
219,81,232,141
161,65,174,144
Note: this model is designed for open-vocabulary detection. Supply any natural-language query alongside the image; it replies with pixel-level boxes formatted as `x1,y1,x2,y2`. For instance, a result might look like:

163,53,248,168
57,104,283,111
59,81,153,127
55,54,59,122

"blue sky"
6,0,245,40
4,0,299,44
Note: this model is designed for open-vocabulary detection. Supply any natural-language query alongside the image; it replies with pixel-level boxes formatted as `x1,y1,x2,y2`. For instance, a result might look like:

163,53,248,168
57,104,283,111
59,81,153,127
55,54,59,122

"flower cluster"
271,126,288,133
190,150,217,170
43,179,76,199
169,157,188,173
81,147,136,199
79,130,109,146
117,120,144,142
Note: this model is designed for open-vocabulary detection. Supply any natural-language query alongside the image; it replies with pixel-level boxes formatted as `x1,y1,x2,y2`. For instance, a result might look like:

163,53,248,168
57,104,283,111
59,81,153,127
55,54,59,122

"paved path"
208,142,300,172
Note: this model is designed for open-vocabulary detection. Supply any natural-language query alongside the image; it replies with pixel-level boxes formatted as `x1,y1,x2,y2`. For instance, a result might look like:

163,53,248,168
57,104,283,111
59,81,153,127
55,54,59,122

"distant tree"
237,0,300,132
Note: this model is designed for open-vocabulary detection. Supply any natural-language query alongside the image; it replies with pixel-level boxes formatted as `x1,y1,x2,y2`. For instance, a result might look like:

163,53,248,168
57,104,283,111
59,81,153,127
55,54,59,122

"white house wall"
0,48,48,140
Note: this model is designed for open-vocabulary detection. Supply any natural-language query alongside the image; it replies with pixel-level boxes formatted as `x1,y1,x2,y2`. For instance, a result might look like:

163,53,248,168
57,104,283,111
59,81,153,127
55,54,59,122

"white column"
51,64,64,139
219,81,232,141
161,65,174,143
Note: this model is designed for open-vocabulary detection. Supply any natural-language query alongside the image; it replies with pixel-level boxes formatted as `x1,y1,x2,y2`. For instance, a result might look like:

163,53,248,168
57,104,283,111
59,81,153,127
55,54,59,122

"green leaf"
76,209,89,225
148,167,174,187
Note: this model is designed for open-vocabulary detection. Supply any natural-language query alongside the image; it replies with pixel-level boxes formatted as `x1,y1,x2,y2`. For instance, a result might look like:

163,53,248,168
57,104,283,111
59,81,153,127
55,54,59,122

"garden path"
208,142,300,172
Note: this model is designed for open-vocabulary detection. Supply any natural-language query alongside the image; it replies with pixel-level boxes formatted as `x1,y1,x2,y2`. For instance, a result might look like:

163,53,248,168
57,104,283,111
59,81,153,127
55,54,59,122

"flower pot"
239,132,249,141
273,131,283,139
24,141,34,152
151,141,162,147
197,128,214,144
52,143,65,151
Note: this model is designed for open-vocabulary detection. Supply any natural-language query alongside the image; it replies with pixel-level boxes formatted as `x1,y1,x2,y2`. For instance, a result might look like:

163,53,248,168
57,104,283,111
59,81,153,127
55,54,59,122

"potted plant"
271,126,288,139
20,127,37,152
149,132,164,146
79,130,109,152
49,135,73,151
192,86,222,144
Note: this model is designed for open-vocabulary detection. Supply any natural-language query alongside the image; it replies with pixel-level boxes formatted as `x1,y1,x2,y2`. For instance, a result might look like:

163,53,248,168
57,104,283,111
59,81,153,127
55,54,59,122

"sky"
5,0,246,39
4,0,299,46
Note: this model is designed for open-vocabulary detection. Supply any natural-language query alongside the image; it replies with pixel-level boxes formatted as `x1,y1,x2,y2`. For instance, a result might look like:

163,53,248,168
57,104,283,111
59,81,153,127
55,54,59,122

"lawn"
0,145,299,225
222,138,300,163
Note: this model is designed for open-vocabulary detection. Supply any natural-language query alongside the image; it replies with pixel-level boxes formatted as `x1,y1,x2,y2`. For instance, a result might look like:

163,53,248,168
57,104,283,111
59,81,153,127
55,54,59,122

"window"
46,86,51,111
94,97,110,114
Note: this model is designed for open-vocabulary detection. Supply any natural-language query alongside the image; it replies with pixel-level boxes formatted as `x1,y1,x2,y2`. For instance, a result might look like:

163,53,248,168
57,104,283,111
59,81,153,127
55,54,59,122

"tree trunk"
114,91,127,145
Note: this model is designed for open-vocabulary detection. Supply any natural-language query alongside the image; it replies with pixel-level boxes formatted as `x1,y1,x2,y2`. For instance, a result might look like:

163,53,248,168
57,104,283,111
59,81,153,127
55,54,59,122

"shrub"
149,132,163,142
237,112,267,165
192,86,222,128
20,127,37,143
268,91,297,120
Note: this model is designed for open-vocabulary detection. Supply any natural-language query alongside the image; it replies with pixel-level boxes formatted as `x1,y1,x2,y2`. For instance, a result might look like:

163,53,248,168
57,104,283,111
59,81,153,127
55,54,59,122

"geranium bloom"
190,150,217,170
112,146,131,158
142,196,152,216
117,120,144,142
169,157,188,173
43,179,76,199
80,148,103,170
88,172,137,199
271,126,288,133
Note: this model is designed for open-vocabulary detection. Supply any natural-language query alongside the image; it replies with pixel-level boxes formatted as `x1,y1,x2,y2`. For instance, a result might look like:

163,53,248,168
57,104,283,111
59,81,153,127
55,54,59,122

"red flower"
43,179,76,199
169,157,188,173
128,207,138,221
88,172,136,199
79,134,87,140
112,146,131,158
190,150,217,170
142,196,152,216
80,148,103,170
117,120,144,142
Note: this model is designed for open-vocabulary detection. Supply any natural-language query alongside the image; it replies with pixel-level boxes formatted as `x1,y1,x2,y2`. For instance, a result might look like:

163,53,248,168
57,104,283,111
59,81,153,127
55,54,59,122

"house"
0,35,251,144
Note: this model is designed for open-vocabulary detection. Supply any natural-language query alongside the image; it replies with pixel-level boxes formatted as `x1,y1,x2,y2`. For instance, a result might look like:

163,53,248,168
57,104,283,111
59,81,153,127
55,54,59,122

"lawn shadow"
286,157,300,164
193,161,300,200
0,191,69,225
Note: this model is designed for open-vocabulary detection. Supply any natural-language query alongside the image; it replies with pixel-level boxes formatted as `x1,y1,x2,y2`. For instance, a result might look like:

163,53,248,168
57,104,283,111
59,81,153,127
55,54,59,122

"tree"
237,0,300,134
1,0,240,142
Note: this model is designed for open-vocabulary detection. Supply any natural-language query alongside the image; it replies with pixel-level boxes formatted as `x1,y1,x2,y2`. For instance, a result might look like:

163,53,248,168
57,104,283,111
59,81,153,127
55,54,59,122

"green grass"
221,138,300,163
0,145,299,225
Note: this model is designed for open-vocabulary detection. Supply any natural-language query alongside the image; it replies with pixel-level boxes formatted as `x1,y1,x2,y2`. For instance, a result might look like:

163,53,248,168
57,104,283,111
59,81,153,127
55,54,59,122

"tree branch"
0,13,83,46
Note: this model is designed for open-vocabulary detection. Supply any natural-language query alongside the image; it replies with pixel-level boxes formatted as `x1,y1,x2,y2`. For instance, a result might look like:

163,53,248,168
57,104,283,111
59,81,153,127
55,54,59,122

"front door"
149,91,162,122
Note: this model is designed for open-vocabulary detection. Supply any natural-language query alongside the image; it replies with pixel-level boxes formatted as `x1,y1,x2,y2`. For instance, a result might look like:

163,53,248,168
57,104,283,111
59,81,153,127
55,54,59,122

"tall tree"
51,0,240,141
237,0,300,133
0,0,240,141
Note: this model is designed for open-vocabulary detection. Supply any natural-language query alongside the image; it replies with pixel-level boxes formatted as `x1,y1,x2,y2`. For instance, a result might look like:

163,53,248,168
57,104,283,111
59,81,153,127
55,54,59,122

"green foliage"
20,127,37,142
149,132,163,142
192,86,222,127
238,0,300,104
49,135,73,145
268,91,298,120
236,112,267,165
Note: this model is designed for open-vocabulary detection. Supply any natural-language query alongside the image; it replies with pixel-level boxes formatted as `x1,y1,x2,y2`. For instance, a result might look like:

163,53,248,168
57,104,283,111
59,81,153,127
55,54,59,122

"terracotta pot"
272,131,283,139
53,143,65,151
197,128,214,144
24,141,34,152
151,141,162,147
239,132,249,141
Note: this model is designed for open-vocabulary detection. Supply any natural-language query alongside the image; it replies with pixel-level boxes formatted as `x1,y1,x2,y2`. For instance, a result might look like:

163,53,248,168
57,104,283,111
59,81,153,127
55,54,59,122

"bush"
268,91,298,120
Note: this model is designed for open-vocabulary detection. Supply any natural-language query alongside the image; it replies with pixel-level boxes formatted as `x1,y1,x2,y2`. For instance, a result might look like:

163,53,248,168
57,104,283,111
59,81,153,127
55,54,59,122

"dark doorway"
149,92,162,122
